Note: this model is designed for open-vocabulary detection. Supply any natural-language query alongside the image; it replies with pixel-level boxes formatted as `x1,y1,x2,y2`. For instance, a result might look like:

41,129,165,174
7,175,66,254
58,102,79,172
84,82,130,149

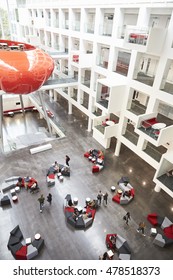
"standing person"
103,192,108,206
97,190,103,205
47,193,52,205
123,212,131,225
65,155,70,166
137,221,146,236
38,194,45,213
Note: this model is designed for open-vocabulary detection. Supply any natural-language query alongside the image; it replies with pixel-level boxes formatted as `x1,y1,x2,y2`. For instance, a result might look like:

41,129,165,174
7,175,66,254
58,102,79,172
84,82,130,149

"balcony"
123,123,139,146
99,23,113,37
93,114,119,138
136,113,173,146
85,23,95,34
128,100,147,116
143,143,166,163
134,71,154,87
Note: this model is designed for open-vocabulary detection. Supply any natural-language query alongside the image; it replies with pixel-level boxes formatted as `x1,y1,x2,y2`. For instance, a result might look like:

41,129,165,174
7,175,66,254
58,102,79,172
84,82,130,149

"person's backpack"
123,215,126,221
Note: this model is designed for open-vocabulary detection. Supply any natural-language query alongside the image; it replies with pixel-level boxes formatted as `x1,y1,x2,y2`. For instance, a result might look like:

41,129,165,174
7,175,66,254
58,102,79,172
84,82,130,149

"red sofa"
141,117,157,130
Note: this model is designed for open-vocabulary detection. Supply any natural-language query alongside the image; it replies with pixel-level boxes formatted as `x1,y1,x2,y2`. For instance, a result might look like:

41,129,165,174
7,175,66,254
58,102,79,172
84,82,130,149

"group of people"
38,193,52,213
97,190,108,206
16,176,39,193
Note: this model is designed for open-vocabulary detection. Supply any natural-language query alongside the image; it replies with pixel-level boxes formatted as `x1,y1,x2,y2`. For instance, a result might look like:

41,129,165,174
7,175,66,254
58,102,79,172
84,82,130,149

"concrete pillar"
114,139,121,156
154,185,161,192
87,117,92,132
49,89,54,98
68,101,72,114
19,95,25,116
39,92,52,136
0,94,3,150
54,91,58,102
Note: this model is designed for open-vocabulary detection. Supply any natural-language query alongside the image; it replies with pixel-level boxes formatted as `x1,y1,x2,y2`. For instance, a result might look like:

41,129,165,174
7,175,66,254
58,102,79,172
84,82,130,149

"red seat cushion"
48,174,55,179
84,152,90,158
92,165,99,173
147,213,158,226
112,195,120,204
15,245,27,260
64,207,74,213
163,225,173,240
86,207,96,219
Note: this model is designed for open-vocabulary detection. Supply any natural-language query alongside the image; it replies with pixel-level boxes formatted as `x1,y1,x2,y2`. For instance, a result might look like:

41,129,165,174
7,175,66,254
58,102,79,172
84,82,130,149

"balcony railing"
143,143,164,162
85,23,95,34
128,100,146,116
123,129,138,145
134,72,155,87
157,174,173,192
99,23,113,36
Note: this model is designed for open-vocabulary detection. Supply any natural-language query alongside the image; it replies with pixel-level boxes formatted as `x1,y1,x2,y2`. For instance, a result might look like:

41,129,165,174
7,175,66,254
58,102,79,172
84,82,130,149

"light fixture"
142,181,146,186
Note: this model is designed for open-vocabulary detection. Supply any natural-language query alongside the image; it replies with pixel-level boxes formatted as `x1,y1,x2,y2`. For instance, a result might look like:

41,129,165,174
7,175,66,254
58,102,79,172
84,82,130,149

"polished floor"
0,93,173,260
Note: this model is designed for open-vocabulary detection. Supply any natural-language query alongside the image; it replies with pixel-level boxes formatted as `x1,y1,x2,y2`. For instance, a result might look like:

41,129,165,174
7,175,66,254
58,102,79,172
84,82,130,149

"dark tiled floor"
0,93,173,260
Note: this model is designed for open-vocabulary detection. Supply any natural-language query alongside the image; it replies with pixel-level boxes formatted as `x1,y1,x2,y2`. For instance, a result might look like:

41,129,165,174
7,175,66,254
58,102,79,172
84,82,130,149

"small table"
12,195,18,202
117,189,123,195
86,197,91,204
15,186,20,193
35,233,41,240
111,186,116,192
73,197,78,205
152,123,166,130
106,120,115,126
107,250,114,259
25,237,32,245
150,228,157,236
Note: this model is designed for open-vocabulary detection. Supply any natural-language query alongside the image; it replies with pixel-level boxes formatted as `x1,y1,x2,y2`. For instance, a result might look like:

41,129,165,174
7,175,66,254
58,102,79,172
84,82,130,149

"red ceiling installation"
0,40,54,94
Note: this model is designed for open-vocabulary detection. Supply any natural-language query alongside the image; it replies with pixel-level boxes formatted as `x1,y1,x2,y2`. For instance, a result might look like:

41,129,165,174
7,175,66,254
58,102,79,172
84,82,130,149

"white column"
54,91,58,102
114,139,121,156
154,185,161,192
87,117,92,132
49,89,53,98
68,101,72,114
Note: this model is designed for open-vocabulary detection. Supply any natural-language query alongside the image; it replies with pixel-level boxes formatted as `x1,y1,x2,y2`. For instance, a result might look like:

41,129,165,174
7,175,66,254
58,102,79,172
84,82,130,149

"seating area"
112,177,135,205
46,162,70,186
106,233,131,260
84,149,105,173
147,213,173,247
7,225,44,260
64,194,97,229
141,117,158,130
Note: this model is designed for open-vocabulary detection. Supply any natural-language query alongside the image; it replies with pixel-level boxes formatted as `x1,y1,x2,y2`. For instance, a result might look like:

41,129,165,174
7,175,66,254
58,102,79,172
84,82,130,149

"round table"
117,189,123,195
152,123,166,130
106,120,115,126
73,197,78,205
35,233,41,240
86,197,91,204
15,186,20,193
12,195,18,202
111,186,116,192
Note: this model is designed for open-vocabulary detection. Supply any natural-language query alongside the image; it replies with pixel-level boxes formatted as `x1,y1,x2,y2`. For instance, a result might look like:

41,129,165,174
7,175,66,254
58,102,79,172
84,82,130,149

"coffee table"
152,123,166,130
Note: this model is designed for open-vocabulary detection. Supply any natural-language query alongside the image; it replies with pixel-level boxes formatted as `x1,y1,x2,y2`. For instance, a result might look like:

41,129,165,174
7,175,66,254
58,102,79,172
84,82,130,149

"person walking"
123,212,131,225
103,192,108,206
47,193,52,205
38,194,45,213
97,190,103,205
137,221,146,236
65,155,70,166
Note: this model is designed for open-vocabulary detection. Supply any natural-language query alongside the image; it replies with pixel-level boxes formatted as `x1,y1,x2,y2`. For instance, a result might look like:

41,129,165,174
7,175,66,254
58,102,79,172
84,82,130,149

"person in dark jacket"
47,193,52,205
65,155,70,166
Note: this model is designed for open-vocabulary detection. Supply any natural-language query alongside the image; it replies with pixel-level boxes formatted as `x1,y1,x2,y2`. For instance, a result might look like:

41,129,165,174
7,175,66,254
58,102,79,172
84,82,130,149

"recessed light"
171,207,173,211
129,168,132,173
142,181,146,185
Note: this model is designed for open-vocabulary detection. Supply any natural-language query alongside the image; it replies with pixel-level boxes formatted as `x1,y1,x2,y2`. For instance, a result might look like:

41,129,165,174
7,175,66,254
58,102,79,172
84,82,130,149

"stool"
111,186,116,192
117,189,123,195
59,175,64,182
150,228,157,236
73,197,78,205
77,206,83,213
57,172,62,178
15,186,20,193
107,249,114,259
86,197,91,204
12,195,18,202
25,237,32,245
34,233,41,240
88,156,92,161
10,189,16,196
91,158,96,163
